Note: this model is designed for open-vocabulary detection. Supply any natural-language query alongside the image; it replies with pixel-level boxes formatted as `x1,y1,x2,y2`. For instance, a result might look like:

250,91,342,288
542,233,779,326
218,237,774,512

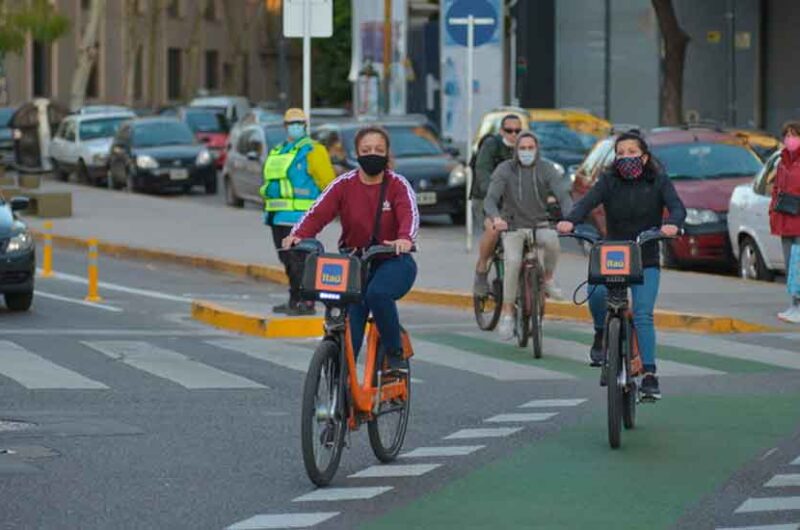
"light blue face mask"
286,123,306,139
518,150,537,167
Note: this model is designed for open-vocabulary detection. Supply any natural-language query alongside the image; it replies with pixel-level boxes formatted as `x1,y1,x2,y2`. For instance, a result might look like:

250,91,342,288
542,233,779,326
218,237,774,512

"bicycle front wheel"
301,340,347,486
368,368,411,462
516,269,531,348
474,259,503,331
530,269,544,359
606,317,623,449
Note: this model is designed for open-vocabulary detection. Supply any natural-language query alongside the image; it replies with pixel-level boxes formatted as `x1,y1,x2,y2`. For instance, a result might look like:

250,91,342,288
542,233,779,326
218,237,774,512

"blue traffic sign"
444,0,498,48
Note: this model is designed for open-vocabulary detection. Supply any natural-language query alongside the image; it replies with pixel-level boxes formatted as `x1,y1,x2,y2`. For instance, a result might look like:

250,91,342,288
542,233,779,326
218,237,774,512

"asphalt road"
0,248,798,530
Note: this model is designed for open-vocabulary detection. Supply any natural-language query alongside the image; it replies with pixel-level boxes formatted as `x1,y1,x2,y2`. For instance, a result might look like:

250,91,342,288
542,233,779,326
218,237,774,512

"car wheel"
450,211,466,225
5,291,33,312
204,174,218,195
77,159,91,184
738,236,774,282
224,176,244,208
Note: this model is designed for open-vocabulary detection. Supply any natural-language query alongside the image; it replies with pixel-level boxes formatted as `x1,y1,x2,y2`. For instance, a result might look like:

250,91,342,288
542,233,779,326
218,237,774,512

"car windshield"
133,122,195,147
79,117,129,141
653,142,763,180
184,110,229,133
343,125,444,158
529,122,587,152
0,108,15,126
263,126,287,149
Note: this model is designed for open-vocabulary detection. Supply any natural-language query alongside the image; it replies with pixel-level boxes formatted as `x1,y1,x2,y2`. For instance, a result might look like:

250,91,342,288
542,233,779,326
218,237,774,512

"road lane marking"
226,513,339,529
717,525,799,530
36,291,123,313
735,497,800,513
0,341,108,389
444,427,523,440
766,474,800,487
293,487,392,502
0,329,228,336
349,464,441,478
414,338,574,381
519,398,587,408
484,412,558,423
793,455,800,466
82,341,265,389
39,270,191,303
401,445,485,458
659,334,800,370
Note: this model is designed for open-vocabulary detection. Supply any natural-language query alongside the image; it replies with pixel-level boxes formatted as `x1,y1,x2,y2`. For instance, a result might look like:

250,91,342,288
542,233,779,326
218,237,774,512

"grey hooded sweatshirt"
483,131,574,229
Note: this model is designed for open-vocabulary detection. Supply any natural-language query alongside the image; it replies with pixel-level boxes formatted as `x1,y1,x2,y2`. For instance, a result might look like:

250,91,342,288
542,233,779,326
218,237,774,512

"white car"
50,111,135,185
189,96,251,126
728,149,786,281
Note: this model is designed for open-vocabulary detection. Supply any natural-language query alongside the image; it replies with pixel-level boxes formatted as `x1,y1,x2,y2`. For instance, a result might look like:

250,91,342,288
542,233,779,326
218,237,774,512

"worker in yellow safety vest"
260,107,336,315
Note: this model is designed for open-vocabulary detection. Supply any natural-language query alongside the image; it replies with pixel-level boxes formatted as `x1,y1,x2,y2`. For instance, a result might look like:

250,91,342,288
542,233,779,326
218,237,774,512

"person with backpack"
473,114,522,296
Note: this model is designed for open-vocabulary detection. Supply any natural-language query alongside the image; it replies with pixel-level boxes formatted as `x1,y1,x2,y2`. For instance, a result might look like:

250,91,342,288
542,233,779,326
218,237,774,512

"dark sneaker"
473,271,490,297
589,329,605,367
640,373,661,401
287,302,316,316
272,301,292,314
386,351,409,373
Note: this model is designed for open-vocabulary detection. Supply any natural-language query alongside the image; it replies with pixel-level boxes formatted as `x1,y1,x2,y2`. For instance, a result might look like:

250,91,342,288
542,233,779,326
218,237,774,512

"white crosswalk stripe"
519,399,587,408
444,427,523,440
735,497,800,513
793,455,800,466
484,412,558,423
226,513,340,530
293,487,392,502
0,340,108,390
401,445,485,458
765,474,800,488
208,338,314,373
717,524,799,530
349,464,441,478
659,334,800,370
82,341,265,389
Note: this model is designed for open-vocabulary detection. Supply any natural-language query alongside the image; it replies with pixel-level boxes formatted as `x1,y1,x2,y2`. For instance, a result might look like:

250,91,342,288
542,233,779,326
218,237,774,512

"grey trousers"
501,228,560,302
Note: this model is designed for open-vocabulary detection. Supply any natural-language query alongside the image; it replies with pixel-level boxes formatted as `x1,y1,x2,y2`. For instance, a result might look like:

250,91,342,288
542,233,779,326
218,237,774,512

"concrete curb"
33,231,780,336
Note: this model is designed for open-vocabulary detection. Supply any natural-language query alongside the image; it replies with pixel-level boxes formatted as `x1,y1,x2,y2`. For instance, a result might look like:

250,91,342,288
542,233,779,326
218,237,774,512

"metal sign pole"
465,15,475,252
302,0,312,121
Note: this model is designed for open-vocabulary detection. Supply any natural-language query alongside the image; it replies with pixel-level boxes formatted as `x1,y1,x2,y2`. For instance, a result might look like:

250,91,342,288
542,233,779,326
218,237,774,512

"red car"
177,106,230,169
571,127,764,268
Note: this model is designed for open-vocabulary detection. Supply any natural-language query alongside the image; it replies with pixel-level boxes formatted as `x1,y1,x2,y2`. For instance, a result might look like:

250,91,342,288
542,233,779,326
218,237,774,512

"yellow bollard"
85,239,102,303
41,221,54,278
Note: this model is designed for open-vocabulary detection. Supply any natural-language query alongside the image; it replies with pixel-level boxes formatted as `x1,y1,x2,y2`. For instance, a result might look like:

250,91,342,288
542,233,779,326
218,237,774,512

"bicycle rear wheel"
474,259,503,331
606,317,623,449
368,368,411,462
622,318,637,430
530,269,544,359
301,340,347,486
515,268,531,348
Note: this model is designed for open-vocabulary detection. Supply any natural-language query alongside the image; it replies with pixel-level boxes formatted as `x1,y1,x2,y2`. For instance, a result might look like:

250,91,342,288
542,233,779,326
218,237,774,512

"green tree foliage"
0,0,70,54
311,0,351,107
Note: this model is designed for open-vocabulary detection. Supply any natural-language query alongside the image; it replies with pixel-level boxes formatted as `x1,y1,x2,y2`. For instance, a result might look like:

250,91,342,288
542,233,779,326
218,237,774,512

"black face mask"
358,154,388,176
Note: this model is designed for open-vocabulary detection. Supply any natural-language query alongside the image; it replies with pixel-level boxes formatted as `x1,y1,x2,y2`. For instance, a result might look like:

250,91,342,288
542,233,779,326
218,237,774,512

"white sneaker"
778,306,800,324
545,280,564,301
497,315,515,341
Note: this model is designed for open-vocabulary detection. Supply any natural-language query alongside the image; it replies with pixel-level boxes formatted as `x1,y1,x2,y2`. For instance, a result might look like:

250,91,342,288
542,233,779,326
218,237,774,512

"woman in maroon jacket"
283,126,419,368
770,121,800,323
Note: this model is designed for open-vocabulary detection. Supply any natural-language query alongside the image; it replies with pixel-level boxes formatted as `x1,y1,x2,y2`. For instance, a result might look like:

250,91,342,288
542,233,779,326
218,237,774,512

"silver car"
222,122,287,208
50,111,135,185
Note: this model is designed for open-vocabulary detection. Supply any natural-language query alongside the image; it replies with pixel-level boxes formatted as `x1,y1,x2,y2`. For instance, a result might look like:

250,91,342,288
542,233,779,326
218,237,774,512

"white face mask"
502,136,516,148
518,150,537,166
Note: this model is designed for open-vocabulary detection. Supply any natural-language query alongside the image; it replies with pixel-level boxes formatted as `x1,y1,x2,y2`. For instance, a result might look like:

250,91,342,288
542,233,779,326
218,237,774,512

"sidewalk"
19,177,798,333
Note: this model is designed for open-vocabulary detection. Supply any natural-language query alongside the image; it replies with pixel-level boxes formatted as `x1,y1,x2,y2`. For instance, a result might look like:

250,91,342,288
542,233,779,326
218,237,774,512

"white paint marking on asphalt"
484,412,558,423
293,487,393,502
226,512,339,530
82,341,265,389
717,524,800,530
735,497,800,513
349,464,441,478
766,474,800,488
444,427,523,440
401,445,485,458
0,341,109,390
36,291,123,313
793,455,800,466
659,333,800,370
39,270,191,303
0,329,228,337
414,338,574,381
519,398,587,408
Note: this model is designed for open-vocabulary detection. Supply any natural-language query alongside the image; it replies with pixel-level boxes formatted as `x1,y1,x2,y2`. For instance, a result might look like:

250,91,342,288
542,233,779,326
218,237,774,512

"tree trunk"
69,0,107,111
221,0,242,94
182,0,209,100
652,0,690,126
122,0,139,106
146,0,163,109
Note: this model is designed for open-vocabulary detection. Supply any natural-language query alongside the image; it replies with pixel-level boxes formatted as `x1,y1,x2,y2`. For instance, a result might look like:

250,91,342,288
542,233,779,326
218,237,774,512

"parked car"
75,105,133,116
176,107,230,169
727,128,781,161
50,111,135,185
0,195,34,311
189,96,250,125
571,126,765,268
528,108,612,150
728,149,786,281
313,117,468,223
108,117,216,194
222,122,287,207
0,106,17,166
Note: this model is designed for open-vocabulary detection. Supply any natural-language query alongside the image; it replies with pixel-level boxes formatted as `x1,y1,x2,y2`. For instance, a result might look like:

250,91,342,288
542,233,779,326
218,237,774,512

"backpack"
469,134,502,200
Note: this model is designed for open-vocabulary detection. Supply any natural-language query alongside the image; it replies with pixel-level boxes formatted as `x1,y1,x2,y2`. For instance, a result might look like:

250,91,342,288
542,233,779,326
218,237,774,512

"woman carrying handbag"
770,121,800,323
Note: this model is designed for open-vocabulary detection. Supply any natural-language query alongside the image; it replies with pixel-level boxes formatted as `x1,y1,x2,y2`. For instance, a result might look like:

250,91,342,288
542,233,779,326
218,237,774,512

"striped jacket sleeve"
392,172,420,242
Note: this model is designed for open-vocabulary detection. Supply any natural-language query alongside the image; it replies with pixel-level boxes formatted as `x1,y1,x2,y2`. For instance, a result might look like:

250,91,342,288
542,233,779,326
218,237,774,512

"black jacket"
566,169,687,267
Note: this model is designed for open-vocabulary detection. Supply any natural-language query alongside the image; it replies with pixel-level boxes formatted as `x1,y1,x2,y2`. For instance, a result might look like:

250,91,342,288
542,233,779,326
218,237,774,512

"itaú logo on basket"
605,251,626,270
320,263,344,285
600,246,631,276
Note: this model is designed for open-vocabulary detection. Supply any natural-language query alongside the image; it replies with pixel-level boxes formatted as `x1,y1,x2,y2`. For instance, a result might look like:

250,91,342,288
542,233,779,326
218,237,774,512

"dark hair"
613,131,661,179
781,121,800,138
354,126,391,153
500,114,522,130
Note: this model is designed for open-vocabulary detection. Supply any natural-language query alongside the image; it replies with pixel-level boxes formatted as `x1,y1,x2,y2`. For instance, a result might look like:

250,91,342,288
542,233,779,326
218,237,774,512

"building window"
167,0,180,18
32,40,51,97
87,61,99,99
204,0,217,21
134,47,143,100
167,48,182,100
205,50,219,90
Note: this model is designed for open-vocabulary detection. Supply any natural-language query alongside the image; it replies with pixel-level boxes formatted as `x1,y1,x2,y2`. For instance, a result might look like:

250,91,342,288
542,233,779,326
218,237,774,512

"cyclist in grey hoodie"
484,131,574,340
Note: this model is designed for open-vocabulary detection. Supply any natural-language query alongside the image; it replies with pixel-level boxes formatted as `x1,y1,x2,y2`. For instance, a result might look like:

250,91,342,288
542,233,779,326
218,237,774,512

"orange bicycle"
292,241,413,487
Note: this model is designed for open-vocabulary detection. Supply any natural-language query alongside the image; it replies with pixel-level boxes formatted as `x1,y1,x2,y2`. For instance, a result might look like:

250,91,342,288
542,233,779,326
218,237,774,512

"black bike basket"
300,253,362,304
588,242,644,285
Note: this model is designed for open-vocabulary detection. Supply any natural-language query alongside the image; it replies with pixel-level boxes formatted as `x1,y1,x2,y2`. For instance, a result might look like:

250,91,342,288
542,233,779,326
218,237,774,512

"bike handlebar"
558,227,682,246
283,239,415,263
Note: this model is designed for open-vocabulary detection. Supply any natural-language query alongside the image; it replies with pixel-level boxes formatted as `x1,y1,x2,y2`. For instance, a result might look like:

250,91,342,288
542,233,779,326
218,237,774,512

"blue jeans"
588,267,661,372
349,254,417,356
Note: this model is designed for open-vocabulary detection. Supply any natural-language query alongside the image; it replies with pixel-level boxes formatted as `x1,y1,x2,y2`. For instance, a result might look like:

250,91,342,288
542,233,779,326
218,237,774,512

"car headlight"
685,208,721,225
196,150,213,166
6,231,33,253
448,164,467,186
136,155,159,169
12,129,21,140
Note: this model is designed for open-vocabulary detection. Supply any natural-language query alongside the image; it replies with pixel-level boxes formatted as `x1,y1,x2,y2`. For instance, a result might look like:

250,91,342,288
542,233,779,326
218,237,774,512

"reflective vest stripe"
264,198,315,211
